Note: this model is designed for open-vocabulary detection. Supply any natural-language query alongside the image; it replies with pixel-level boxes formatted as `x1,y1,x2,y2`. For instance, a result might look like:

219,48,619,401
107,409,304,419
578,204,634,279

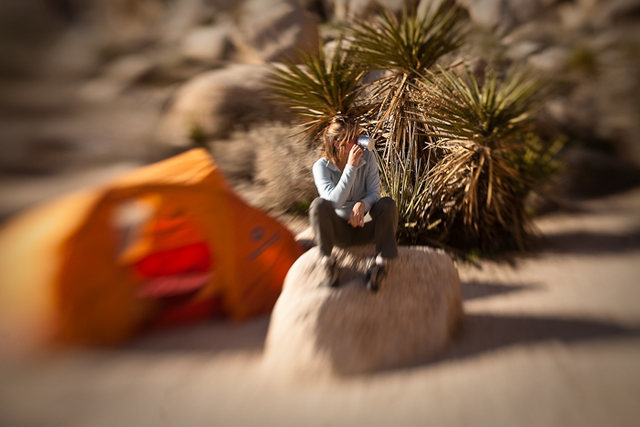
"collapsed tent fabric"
0,149,303,347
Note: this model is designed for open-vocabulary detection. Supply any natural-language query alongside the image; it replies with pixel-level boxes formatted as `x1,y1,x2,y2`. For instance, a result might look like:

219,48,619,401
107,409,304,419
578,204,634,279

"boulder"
156,64,292,148
0,1,68,77
527,46,569,72
263,246,463,377
180,25,233,64
78,55,157,102
232,0,319,63
294,226,315,251
458,0,546,33
158,0,218,44
331,0,406,20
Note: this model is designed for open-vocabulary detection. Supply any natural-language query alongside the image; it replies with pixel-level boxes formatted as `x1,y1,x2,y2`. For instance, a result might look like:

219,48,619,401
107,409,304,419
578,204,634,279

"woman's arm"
312,160,357,208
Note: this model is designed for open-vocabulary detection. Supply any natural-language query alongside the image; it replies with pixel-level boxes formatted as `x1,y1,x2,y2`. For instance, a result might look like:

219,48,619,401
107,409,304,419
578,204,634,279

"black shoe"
322,257,339,288
365,261,386,293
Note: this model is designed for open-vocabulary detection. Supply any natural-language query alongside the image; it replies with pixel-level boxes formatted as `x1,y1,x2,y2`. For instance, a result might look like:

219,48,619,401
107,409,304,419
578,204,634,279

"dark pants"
309,197,399,259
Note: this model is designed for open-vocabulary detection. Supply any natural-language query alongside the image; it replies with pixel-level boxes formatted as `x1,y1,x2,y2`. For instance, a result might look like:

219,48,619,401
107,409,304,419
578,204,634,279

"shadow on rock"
124,316,271,354
460,280,542,301
540,228,640,255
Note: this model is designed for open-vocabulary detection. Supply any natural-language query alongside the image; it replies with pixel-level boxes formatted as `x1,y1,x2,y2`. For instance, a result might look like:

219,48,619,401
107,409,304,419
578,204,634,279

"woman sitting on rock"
310,116,398,292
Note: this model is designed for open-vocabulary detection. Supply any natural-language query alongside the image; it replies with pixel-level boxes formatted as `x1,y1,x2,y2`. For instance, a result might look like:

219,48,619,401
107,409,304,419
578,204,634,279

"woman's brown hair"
321,116,360,165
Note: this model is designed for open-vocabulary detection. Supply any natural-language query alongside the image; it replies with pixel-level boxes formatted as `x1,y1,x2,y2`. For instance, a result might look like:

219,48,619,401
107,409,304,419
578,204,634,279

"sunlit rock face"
233,0,320,64
156,64,292,148
263,245,463,377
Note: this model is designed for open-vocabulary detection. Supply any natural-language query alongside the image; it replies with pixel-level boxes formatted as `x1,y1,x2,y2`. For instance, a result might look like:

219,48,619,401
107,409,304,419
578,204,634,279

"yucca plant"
268,40,367,141
377,134,442,245
414,65,558,252
268,3,559,253
348,0,466,161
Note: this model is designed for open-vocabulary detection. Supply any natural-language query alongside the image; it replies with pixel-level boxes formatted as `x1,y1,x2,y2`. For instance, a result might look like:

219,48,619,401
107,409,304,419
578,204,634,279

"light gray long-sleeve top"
312,150,381,220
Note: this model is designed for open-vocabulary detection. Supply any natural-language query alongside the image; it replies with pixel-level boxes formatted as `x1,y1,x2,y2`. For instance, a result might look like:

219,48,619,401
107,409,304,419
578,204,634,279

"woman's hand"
348,202,365,228
347,144,363,167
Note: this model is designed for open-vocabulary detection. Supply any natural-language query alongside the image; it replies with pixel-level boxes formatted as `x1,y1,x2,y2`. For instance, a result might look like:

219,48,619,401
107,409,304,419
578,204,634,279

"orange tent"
0,149,303,348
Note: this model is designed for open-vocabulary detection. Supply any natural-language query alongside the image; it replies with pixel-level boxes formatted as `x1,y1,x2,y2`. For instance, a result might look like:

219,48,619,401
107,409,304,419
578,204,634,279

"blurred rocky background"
0,0,639,221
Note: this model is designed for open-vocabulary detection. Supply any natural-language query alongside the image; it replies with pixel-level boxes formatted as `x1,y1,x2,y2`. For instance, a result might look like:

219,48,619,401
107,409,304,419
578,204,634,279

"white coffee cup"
357,135,373,150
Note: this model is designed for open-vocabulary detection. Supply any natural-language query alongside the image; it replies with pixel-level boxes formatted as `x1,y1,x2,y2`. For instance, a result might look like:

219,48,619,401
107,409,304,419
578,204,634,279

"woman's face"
334,134,357,156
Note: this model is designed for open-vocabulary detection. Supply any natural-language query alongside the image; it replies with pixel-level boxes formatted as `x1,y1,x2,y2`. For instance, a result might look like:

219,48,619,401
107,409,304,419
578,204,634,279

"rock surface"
180,25,233,64
233,0,319,63
263,245,463,377
156,64,291,147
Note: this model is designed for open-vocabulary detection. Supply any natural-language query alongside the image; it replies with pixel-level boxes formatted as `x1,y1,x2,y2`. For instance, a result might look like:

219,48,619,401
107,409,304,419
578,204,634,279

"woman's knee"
379,197,396,210
310,197,334,218
373,197,397,218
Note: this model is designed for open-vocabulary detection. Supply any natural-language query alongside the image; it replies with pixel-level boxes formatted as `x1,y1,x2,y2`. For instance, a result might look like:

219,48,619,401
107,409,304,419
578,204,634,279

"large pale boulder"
263,246,463,377
232,0,319,63
329,0,406,21
156,64,292,147
458,0,545,33
180,25,232,64
78,54,157,102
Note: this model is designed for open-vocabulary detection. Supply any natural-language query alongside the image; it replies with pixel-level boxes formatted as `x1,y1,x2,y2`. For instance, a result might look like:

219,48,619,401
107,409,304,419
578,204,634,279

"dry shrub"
413,66,560,252
252,124,319,215
208,131,257,182
209,124,318,216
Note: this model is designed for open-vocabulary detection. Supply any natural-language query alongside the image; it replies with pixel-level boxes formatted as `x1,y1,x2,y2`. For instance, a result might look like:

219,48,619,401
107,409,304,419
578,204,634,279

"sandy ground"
0,181,639,427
